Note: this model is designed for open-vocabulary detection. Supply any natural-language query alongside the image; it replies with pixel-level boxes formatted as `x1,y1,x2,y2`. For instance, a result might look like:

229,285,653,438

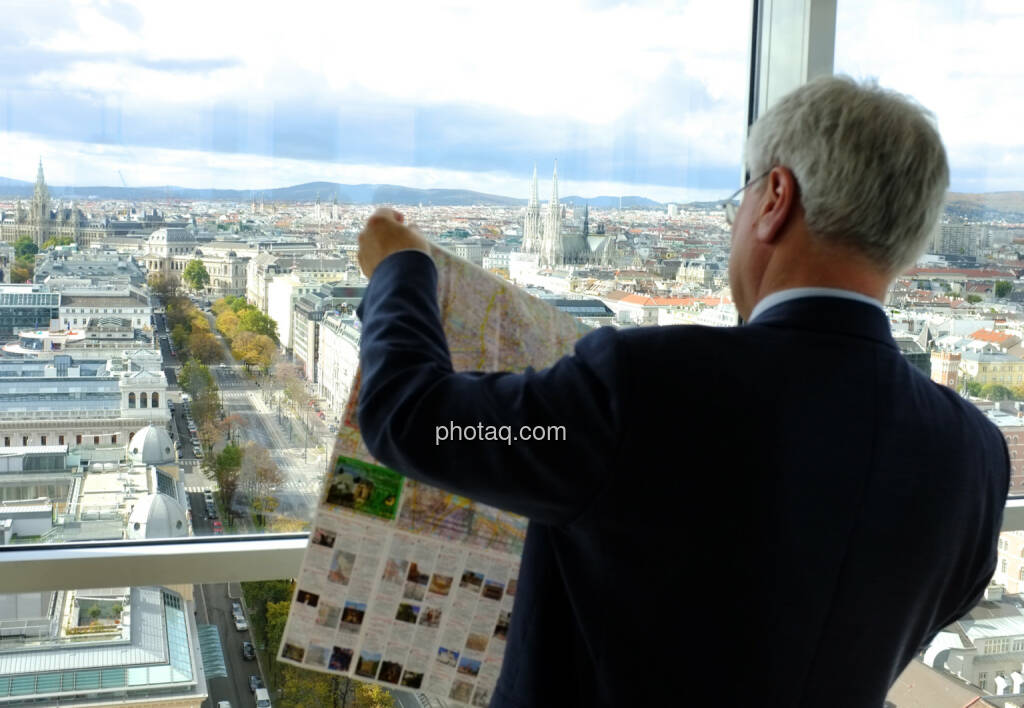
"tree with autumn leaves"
212,296,279,370
243,580,397,708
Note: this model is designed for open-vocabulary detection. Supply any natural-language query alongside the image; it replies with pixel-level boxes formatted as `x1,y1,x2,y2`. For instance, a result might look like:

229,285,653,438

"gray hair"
746,75,949,274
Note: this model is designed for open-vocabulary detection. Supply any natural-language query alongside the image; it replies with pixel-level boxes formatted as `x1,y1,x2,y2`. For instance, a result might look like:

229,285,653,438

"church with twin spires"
520,162,617,267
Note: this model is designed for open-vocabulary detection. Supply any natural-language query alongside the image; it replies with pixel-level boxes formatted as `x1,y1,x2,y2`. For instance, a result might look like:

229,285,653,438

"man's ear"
754,167,797,245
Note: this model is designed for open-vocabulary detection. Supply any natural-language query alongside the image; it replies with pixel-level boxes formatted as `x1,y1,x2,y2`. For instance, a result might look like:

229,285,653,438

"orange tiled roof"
971,329,1017,344
618,294,731,307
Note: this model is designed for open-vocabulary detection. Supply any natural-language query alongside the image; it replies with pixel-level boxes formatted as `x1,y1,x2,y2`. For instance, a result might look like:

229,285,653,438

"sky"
0,0,1020,201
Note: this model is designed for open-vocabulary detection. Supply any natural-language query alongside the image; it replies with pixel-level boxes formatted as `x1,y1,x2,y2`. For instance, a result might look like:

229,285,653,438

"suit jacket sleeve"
356,250,621,525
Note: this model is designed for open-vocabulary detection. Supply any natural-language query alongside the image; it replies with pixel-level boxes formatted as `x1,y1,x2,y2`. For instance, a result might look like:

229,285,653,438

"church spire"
540,160,563,266
523,164,543,254
31,158,51,234
33,158,49,203
549,160,559,209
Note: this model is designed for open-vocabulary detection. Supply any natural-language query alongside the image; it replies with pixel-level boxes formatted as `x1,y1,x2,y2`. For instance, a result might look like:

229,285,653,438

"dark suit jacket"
356,250,1009,707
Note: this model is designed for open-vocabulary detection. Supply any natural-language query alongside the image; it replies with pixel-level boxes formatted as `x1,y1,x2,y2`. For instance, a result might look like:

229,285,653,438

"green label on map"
324,454,403,521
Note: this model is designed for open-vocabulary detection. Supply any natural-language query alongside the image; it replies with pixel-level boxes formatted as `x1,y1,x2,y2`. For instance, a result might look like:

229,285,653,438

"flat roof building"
0,353,169,456
0,286,60,342
0,586,208,707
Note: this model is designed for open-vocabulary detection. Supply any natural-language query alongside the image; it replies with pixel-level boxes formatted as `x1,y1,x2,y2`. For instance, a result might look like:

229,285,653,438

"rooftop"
0,292,60,308
0,587,198,704
961,351,1024,363
60,294,150,308
972,328,1019,344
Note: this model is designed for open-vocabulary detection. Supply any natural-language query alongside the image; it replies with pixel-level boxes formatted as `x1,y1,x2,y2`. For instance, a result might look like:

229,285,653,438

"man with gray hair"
355,76,1008,706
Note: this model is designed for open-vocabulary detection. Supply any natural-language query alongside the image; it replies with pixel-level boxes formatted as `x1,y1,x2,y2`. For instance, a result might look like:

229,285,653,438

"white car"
217,702,231,708
234,616,248,631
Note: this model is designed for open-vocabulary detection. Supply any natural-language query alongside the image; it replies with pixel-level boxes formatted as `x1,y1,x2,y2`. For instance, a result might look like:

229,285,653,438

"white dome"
128,425,175,465
127,493,188,539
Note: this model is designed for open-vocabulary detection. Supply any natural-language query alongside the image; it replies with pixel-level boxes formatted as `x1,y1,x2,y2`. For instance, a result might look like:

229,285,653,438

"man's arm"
356,250,622,526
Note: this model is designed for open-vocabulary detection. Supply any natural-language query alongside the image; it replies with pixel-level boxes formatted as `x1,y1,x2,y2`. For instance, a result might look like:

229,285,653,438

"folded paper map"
278,246,589,706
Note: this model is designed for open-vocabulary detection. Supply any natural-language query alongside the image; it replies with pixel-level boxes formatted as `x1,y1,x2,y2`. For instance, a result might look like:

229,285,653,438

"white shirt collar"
747,287,885,324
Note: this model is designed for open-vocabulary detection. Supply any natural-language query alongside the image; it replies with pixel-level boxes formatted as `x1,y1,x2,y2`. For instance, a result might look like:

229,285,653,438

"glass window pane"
100,668,125,688
3,1,755,704
10,675,35,695
73,670,100,690
2,0,750,550
836,1,1024,702
34,673,60,693
126,667,149,687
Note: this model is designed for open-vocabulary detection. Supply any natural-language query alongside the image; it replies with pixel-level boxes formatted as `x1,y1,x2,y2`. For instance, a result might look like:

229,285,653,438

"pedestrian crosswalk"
272,479,324,494
179,459,202,467
189,480,320,496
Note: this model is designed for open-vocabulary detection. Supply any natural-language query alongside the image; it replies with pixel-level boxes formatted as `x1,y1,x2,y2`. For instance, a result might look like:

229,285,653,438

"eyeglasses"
721,171,770,225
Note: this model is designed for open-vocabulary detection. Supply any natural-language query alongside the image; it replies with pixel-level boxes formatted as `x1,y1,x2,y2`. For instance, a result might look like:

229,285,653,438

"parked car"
249,675,264,692
242,641,256,660
234,615,248,631
217,701,232,708
254,687,272,708
232,600,243,616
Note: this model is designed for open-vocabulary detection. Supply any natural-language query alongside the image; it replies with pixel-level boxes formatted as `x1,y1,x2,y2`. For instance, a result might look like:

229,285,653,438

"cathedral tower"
31,159,51,245
540,161,562,266
523,165,542,253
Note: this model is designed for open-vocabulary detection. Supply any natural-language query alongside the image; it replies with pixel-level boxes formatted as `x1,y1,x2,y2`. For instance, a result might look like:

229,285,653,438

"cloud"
0,81,743,192
0,0,750,196
7,0,1019,197
0,130,728,203
834,0,1024,193
96,0,144,32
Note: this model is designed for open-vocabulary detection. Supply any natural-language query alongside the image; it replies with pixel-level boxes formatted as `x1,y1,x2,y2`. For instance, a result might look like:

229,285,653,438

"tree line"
242,580,396,708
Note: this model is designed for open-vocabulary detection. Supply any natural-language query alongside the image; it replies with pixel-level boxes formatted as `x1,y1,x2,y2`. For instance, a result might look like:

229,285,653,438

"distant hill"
945,191,1024,221
560,195,664,209
0,177,665,208
0,177,32,192
0,179,526,206
2,176,1017,215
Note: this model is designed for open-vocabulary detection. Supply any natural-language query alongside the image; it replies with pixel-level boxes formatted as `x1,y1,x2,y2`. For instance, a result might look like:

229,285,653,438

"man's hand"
358,208,430,278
